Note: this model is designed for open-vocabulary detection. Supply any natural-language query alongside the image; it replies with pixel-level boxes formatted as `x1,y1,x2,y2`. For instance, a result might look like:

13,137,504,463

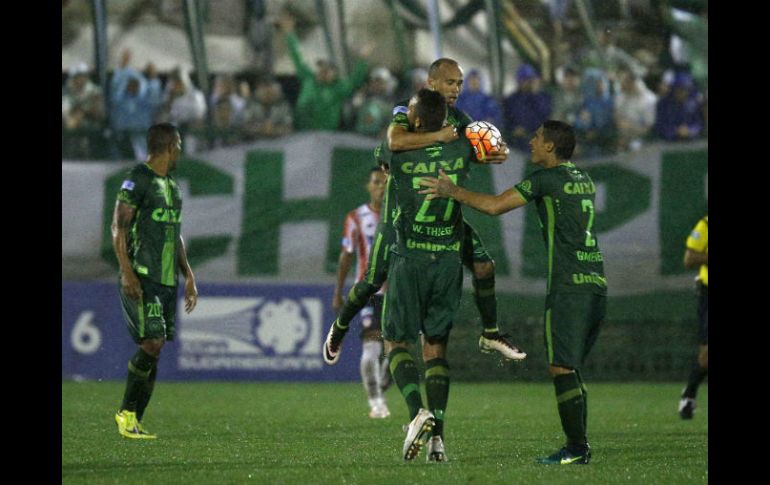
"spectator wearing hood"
158,67,207,129
502,63,552,152
455,69,503,128
574,68,615,158
614,69,657,151
110,50,163,160
654,71,704,141
154,67,207,153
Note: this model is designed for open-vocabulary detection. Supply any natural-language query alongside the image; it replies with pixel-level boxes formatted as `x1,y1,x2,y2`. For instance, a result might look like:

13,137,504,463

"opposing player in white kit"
332,166,391,418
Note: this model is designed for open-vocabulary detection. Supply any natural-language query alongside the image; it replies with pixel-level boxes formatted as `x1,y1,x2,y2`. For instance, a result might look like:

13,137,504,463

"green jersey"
515,162,607,295
391,99,472,131
389,137,475,260
116,163,183,287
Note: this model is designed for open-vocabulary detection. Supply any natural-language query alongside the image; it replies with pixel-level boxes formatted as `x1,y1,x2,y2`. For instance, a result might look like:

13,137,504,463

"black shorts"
696,282,708,345
119,276,177,344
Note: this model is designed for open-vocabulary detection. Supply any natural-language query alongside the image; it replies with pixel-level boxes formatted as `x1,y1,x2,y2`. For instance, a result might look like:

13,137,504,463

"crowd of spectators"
62,5,706,161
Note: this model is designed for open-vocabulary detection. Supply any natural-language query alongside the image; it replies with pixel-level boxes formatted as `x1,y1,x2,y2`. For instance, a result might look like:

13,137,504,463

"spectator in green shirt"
278,12,370,131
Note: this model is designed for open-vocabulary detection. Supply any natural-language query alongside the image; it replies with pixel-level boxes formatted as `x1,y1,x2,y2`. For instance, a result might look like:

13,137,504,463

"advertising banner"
62,281,363,381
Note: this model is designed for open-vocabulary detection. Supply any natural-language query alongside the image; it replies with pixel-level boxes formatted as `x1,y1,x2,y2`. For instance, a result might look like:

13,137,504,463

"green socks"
338,281,380,330
425,358,450,438
121,348,157,412
473,276,498,333
136,364,158,422
553,372,587,448
389,348,423,420
575,369,588,433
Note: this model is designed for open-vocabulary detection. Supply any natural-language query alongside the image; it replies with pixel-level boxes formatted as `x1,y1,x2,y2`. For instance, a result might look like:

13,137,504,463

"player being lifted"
332,167,391,419
324,58,525,365
383,88,489,461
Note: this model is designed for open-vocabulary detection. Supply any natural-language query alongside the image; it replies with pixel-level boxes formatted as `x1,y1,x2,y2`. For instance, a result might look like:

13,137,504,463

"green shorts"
382,252,463,343
119,276,178,344
544,292,606,369
461,220,494,266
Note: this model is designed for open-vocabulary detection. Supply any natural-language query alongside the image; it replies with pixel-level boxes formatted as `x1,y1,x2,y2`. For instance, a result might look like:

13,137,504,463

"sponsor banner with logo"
62,281,363,381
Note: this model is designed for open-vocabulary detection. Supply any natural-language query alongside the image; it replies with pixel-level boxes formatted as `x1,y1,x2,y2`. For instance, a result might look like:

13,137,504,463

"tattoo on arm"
111,202,135,238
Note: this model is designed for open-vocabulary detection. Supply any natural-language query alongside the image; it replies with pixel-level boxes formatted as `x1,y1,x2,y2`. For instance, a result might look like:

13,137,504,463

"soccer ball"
465,121,503,161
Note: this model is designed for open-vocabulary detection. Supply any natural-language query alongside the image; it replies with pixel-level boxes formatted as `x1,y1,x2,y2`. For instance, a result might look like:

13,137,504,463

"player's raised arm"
419,169,527,215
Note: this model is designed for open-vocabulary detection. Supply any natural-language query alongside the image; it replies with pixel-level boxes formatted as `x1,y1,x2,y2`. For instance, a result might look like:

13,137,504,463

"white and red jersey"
341,203,382,293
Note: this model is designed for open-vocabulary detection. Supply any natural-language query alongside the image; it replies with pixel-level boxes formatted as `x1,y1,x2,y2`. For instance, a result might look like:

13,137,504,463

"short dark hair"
542,120,576,160
428,58,459,78
415,88,447,132
147,123,179,155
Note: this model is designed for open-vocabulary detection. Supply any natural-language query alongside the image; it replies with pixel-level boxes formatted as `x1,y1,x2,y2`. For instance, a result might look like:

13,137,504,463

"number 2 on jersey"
581,199,596,247
412,174,458,222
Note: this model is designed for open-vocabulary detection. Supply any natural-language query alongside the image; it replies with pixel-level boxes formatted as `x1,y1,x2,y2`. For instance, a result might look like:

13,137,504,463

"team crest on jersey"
121,180,135,191
393,105,408,116
519,180,532,194
690,231,701,240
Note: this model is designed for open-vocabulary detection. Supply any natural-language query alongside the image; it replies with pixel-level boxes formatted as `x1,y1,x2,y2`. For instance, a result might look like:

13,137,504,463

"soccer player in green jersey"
111,123,198,439
384,88,486,462
390,59,525,359
420,120,607,465
324,58,526,366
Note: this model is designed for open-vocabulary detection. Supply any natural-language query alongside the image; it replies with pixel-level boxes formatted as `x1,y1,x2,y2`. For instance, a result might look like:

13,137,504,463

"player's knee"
473,261,495,280
352,282,379,302
141,339,165,357
548,365,574,377
422,336,448,360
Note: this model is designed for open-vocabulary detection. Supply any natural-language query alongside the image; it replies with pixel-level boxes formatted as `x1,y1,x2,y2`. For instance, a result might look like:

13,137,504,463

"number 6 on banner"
71,311,102,355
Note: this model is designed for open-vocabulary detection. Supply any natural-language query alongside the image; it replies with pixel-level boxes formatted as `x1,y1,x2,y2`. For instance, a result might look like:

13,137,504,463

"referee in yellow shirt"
678,215,708,420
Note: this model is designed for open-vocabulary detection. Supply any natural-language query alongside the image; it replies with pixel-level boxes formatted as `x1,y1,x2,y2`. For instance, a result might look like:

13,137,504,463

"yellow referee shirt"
686,216,708,286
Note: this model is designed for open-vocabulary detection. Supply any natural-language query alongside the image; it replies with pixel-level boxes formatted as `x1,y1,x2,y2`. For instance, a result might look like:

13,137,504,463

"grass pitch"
62,381,707,484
